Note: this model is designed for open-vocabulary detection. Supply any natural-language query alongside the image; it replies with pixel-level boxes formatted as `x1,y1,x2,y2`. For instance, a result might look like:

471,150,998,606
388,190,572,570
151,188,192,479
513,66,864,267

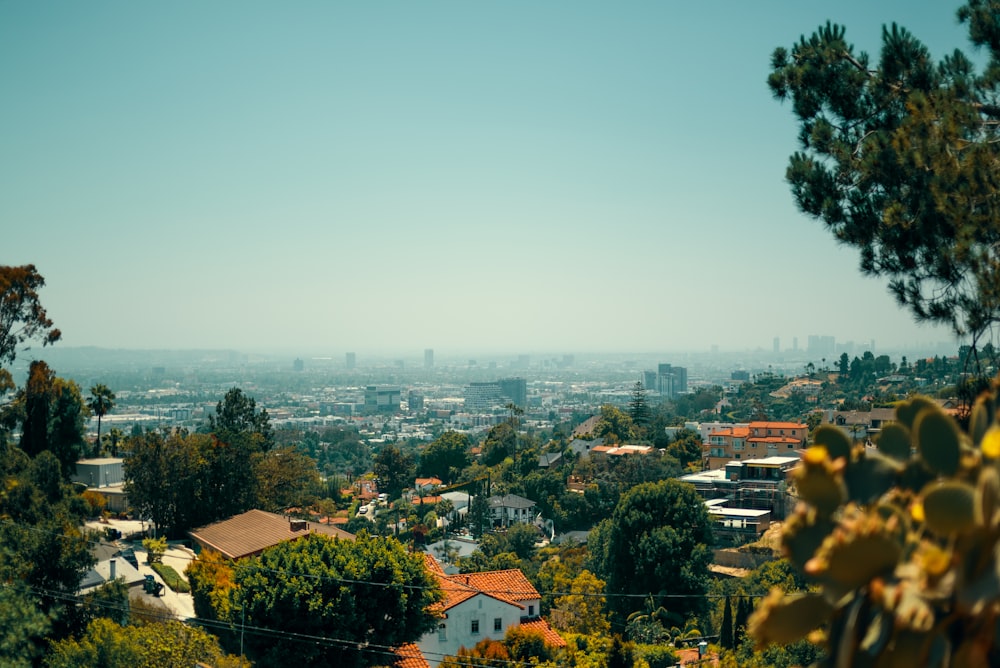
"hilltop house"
703,421,807,469
188,509,353,560
488,494,536,529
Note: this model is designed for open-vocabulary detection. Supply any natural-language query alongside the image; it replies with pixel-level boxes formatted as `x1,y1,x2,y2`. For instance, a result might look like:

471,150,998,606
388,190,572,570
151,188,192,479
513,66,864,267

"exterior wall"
417,596,522,667
72,459,125,488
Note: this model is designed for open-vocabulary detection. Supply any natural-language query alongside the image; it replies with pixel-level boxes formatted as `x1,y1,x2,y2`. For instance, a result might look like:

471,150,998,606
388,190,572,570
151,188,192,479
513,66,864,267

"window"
528,605,535,617
471,620,479,634
494,618,502,632
438,624,447,641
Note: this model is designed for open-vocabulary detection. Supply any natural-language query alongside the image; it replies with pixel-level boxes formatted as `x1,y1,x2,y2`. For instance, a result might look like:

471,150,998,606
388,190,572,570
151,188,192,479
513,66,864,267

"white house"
487,494,536,528
414,556,563,667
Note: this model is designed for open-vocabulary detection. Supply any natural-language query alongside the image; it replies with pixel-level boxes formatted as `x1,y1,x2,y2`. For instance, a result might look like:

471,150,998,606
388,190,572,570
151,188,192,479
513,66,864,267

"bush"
151,563,191,593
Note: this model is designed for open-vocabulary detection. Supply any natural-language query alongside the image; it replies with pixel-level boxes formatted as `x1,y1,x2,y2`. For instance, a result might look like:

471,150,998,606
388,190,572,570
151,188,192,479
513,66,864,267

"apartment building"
704,420,807,469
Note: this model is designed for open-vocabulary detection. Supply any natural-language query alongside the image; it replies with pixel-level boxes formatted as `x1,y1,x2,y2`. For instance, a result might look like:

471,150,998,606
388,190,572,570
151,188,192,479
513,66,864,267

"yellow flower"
981,426,1000,459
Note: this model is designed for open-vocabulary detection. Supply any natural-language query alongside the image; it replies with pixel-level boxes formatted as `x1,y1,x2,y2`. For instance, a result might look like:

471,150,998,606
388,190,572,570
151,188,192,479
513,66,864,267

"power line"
2,517,773,603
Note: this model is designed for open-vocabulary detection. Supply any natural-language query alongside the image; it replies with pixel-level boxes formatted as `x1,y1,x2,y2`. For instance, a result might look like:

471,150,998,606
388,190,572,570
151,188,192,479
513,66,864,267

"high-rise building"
773,337,780,354
498,377,527,407
345,352,356,370
364,386,401,414
425,348,434,368
655,364,687,398
463,377,527,411
293,358,304,372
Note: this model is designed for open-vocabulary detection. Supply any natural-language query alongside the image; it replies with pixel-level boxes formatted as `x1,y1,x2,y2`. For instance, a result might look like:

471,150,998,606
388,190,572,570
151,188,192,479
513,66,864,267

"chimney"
109,559,116,581
465,576,470,585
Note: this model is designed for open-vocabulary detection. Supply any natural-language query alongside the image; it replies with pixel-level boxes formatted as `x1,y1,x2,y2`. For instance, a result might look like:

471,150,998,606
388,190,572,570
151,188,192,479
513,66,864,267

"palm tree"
87,384,116,457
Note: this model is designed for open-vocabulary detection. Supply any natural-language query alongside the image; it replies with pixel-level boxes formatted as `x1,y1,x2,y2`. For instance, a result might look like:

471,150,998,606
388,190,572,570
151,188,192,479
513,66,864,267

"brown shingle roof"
188,509,353,560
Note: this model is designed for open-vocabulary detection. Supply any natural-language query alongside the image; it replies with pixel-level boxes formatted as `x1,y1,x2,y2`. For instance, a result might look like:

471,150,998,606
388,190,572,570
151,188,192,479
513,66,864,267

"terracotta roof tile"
188,509,354,560
453,569,540,602
394,643,431,668
518,618,566,648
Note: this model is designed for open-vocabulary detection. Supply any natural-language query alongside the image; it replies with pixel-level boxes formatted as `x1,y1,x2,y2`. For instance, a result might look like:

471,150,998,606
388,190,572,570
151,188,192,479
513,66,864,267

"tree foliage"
229,533,441,668
46,618,243,668
209,387,274,451
373,443,414,502
87,384,116,456
0,264,60,385
589,479,713,622
15,361,88,476
769,3,1000,343
419,431,470,483
593,404,635,444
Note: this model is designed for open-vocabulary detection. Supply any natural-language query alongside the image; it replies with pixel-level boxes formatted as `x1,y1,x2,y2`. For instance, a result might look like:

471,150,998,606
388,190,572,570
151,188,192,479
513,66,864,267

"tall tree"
769,3,1000,348
86,384,116,457
0,264,61,391
373,444,414,502
419,431,470,483
591,479,714,621
229,533,440,668
209,387,273,451
17,361,88,476
720,595,734,650
628,381,652,436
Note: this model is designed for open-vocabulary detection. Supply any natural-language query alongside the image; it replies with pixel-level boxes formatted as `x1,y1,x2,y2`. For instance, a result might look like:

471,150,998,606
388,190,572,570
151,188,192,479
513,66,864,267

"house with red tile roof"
704,421,807,469
188,509,353,560
408,554,564,667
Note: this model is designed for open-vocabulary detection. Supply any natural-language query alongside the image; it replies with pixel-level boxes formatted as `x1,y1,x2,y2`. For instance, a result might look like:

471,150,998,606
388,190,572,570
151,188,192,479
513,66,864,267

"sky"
0,1,977,356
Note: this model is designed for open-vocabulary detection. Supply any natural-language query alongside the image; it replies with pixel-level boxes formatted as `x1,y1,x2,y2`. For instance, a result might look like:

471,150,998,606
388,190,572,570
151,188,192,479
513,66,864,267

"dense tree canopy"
209,387,274,451
769,2,1000,344
16,361,88,476
230,533,441,668
589,479,713,621
373,444,414,501
419,430,470,483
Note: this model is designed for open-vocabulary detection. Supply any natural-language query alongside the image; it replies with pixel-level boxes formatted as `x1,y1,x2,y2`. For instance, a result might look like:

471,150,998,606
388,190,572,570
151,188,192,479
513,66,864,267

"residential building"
704,421,807,469
414,556,563,667
680,455,799,521
188,509,353,560
589,443,655,461
488,494,536,528
415,477,443,494
72,457,128,513
824,408,896,441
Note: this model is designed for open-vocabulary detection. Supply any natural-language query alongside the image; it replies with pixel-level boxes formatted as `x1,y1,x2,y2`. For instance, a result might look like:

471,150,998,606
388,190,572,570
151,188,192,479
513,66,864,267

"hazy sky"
1,1,973,355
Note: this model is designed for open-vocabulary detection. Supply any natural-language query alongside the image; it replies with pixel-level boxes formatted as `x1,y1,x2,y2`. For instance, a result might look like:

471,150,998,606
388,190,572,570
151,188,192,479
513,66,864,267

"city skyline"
2,1,969,354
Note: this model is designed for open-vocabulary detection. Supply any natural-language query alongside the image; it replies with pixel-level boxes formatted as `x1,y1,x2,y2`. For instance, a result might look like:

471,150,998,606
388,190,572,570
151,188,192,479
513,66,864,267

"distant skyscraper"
345,352,356,370
424,348,434,368
773,337,780,354
463,377,527,411
293,358,304,372
656,364,687,398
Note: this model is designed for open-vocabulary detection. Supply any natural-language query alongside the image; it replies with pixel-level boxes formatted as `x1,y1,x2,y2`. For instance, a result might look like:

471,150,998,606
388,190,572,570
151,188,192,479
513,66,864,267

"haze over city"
2,1,970,355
